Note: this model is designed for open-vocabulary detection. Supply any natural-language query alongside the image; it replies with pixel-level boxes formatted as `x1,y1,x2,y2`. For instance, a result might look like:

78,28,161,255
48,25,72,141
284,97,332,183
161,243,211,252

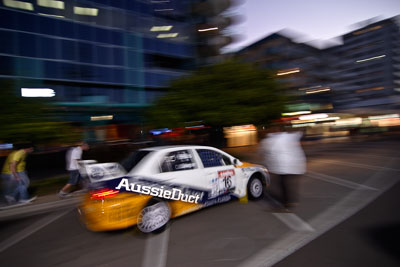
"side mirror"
233,159,240,166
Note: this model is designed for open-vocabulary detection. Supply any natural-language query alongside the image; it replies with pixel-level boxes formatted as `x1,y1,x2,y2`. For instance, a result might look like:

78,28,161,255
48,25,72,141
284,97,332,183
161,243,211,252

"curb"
0,196,82,221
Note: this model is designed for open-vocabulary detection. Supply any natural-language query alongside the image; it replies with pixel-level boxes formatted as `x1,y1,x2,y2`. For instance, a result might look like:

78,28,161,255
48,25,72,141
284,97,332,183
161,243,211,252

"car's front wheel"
137,200,170,233
247,175,264,200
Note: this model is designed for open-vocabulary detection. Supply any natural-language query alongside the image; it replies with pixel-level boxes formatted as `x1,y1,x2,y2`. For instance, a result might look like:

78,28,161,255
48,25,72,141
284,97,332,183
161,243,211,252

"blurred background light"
198,27,219,32
306,87,331,94
0,143,13,150
282,111,311,116
299,113,328,120
21,88,55,97
38,13,65,18
277,68,300,76
356,55,386,63
90,115,113,121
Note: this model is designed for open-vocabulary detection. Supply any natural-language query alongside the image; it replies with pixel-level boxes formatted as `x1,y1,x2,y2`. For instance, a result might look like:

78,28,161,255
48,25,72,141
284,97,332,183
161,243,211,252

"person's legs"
280,174,289,206
59,170,79,196
2,173,16,204
288,175,300,206
281,174,299,208
16,171,30,201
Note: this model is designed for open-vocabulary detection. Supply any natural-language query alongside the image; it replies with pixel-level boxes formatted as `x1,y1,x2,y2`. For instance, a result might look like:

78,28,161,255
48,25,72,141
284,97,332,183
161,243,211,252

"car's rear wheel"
137,200,170,233
247,175,264,200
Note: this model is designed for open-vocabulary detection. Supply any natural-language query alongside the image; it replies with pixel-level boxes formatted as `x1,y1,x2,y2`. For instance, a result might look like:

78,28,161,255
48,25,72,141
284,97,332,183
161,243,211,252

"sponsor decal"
218,169,235,178
115,178,203,204
89,167,105,180
204,195,232,207
209,169,235,198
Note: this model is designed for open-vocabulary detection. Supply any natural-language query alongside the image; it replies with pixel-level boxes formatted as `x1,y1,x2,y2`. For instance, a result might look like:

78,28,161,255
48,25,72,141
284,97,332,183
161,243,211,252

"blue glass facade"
0,0,198,121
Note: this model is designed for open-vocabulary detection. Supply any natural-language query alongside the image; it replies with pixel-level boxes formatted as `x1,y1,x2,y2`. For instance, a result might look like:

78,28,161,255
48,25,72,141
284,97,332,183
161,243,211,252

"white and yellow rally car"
78,146,270,233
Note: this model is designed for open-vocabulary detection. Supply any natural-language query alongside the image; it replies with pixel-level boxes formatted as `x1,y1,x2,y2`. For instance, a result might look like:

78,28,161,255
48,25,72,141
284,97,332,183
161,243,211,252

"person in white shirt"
260,125,306,210
59,142,89,198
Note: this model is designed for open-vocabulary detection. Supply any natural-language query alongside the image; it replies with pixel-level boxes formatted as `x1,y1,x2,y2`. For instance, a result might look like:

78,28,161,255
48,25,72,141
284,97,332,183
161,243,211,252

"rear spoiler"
78,160,127,183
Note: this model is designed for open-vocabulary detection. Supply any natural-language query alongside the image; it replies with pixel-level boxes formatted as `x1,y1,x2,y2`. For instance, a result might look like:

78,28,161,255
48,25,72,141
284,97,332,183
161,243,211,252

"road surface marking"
314,159,400,171
327,151,400,161
238,159,398,267
0,209,71,253
272,213,315,232
141,227,170,267
262,195,314,232
306,171,378,191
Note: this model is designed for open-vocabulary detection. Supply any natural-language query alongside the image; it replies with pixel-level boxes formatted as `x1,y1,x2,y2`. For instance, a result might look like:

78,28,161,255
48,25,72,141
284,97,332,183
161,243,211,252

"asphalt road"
0,139,399,267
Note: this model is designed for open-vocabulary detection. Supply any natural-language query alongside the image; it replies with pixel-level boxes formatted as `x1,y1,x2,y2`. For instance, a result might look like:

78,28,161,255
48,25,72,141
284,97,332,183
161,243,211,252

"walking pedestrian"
261,125,306,210
1,143,36,204
58,142,89,198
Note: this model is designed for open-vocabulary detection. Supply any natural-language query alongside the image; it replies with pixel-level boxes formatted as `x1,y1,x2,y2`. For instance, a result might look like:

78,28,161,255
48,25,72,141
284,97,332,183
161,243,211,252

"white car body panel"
81,146,269,200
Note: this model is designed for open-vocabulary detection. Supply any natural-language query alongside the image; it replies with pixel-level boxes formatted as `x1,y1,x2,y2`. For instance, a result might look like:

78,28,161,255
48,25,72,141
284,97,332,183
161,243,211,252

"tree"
0,81,80,145
148,60,287,128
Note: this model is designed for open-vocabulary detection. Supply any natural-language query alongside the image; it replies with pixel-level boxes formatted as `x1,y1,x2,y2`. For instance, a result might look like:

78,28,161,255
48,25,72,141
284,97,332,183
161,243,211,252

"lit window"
3,0,33,10
74,6,99,16
37,0,64,10
150,26,173,32
90,115,113,121
353,25,382,35
157,33,178,38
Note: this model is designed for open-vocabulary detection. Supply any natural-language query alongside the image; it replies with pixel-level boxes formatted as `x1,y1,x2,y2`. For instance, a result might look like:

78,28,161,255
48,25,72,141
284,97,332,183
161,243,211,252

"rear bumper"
79,193,151,231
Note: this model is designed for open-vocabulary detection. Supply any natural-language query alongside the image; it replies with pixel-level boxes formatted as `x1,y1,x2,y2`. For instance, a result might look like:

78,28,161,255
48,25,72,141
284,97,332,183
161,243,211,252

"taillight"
90,189,119,200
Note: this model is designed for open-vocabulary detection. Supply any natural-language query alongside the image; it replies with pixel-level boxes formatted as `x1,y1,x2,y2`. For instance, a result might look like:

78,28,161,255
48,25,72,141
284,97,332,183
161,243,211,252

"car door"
195,149,237,199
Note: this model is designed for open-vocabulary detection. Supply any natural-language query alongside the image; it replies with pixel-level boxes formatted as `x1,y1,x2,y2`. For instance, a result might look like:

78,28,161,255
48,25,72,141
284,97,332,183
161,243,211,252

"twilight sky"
224,0,400,52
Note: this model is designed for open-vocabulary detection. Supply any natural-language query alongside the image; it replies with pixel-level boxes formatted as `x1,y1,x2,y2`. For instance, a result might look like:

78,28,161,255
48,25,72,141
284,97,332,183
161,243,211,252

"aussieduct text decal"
114,178,204,203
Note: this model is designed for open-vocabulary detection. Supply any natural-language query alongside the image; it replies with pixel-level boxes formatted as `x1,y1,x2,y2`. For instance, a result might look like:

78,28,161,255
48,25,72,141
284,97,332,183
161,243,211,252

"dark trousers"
279,174,299,207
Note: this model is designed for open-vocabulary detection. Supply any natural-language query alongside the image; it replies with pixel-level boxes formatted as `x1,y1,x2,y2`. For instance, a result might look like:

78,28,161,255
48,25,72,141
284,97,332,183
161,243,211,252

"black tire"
247,175,264,200
137,200,170,233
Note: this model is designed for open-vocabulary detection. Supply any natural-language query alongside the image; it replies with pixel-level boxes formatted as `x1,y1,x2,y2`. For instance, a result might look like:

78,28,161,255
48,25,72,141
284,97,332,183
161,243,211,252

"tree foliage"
0,81,80,145
148,60,287,128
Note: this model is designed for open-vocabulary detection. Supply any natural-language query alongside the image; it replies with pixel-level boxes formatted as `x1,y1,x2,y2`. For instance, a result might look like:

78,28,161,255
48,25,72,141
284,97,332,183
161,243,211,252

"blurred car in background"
78,146,270,233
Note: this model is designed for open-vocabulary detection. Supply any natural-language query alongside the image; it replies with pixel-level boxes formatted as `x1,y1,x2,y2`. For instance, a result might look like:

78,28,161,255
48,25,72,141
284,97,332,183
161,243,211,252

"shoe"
58,191,71,198
18,196,37,204
271,207,292,213
285,202,298,208
4,195,16,205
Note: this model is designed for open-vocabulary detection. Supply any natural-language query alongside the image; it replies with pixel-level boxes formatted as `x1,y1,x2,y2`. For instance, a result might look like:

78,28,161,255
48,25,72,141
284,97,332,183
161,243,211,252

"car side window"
196,149,232,168
160,150,196,172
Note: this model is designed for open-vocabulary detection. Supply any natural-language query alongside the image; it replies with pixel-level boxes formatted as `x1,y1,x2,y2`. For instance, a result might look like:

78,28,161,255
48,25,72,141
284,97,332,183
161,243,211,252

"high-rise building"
235,32,333,114
326,16,400,113
235,16,400,116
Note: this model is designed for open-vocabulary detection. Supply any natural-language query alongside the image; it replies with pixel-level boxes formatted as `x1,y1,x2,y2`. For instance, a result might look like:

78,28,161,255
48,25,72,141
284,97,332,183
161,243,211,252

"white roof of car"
140,145,221,152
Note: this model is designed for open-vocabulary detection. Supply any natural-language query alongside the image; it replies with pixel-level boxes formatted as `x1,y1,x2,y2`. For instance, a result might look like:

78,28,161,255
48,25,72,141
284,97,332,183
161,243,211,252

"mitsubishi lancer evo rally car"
78,145,270,233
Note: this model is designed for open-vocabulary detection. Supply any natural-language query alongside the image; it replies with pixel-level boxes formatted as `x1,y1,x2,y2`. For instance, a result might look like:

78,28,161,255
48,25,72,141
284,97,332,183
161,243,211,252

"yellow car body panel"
237,161,258,168
80,192,204,231
80,193,151,232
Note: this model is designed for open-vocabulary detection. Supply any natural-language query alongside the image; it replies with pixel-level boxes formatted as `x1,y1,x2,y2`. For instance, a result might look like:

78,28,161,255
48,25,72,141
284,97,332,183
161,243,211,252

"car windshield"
120,150,152,172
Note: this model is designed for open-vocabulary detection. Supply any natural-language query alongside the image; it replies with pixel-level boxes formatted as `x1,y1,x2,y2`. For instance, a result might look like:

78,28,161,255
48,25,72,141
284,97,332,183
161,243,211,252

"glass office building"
0,0,199,128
